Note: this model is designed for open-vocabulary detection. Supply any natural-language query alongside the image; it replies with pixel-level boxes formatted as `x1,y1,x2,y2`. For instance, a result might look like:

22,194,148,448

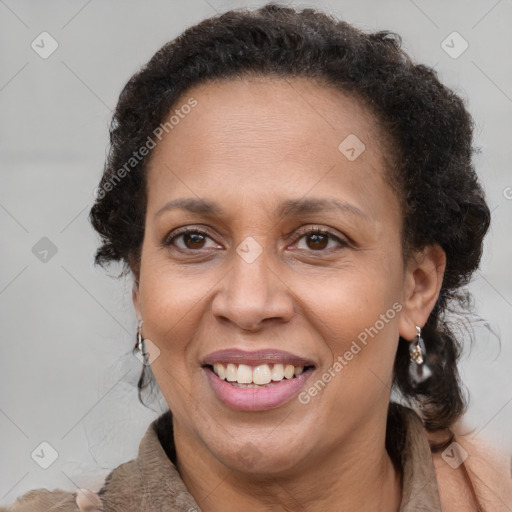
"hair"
89,3,490,449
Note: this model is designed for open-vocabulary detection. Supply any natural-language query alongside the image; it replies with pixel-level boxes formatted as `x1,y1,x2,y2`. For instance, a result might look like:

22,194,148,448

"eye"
293,227,348,251
163,226,348,253
164,228,221,251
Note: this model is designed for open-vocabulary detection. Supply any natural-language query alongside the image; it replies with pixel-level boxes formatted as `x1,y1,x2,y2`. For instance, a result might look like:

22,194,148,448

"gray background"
1,0,511,504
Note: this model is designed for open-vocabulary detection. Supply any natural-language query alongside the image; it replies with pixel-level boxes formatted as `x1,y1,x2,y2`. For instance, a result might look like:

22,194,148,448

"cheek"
137,261,209,415
138,233,217,322
294,251,402,334
297,294,400,428
295,255,403,385
137,254,212,369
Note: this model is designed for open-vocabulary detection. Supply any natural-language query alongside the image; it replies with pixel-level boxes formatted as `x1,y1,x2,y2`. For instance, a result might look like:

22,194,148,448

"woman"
3,3,511,511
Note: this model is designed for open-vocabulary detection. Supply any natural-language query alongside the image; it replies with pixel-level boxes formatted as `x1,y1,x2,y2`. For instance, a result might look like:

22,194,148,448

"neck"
174,413,402,512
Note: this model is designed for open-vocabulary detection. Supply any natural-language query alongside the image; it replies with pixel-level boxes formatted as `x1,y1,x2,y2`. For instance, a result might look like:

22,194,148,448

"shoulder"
0,487,102,512
432,433,512,512
0,488,78,512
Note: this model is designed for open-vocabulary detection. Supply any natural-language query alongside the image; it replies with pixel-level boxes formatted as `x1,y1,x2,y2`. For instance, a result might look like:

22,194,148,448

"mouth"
202,349,316,411
205,362,315,388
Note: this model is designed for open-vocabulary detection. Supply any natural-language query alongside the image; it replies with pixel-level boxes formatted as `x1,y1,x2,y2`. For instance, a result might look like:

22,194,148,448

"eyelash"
163,226,348,253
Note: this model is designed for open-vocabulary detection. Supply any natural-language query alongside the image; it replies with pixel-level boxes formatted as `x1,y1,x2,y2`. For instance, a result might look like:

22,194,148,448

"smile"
211,362,308,386
202,349,316,411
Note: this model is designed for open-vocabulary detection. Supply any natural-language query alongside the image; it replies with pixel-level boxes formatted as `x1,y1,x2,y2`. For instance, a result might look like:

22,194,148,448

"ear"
398,244,446,341
132,281,142,322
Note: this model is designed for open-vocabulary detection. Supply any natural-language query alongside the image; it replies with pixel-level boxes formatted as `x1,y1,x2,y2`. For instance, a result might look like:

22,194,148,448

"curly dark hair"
89,3,490,447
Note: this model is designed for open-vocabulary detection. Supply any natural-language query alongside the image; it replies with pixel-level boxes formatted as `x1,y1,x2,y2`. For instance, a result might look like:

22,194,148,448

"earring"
136,320,148,362
409,326,432,384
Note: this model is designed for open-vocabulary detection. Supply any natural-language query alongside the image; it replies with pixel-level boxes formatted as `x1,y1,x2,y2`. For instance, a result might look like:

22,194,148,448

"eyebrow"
155,197,369,222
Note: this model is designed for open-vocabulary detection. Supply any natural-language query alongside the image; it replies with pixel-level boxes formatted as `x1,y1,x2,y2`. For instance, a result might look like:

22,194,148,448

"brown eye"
306,233,329,250
183,232,206,249
165,228,220,251
294,227,348,252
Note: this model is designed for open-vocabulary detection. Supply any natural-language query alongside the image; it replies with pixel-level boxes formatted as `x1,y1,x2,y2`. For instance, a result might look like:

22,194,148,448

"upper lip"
202,349,316,367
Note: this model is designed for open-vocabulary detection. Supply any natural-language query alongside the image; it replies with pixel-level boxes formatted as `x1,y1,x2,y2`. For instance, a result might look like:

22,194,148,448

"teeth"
237,364,253,384
271,363,284,381
225,363,237,382
253,364,272,385
212,363,307,385
213,363,226,380
284,364,295,379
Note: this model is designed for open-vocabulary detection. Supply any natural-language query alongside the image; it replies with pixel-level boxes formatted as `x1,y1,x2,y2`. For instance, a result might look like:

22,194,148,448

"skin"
132,76,446,512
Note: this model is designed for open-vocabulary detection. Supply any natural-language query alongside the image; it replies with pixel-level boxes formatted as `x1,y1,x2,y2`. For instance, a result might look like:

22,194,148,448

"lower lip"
205,367,313,411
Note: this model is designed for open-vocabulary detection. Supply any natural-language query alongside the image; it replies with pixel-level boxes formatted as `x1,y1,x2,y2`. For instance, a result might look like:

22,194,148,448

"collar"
397,405,442,511
99,403,441,511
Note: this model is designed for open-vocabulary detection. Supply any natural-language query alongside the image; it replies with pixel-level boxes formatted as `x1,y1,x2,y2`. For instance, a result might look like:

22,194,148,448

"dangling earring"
136,319,148,363
409,326,432,384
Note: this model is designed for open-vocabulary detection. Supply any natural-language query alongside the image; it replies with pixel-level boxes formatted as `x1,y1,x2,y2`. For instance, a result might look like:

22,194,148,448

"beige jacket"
0,404,442,511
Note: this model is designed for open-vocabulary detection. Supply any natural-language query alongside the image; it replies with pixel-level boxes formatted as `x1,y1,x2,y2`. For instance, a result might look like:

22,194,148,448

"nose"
211,246,294,332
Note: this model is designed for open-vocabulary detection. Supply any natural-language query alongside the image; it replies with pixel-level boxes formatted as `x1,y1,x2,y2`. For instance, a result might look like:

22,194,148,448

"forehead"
157,75,382,155
145,76,395,221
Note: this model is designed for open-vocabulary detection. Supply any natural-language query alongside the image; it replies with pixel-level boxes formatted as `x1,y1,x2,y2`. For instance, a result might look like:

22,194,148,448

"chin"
201,426,314,476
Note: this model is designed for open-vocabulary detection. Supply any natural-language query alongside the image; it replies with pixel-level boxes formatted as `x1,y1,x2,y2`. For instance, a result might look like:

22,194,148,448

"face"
133,76,426,475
